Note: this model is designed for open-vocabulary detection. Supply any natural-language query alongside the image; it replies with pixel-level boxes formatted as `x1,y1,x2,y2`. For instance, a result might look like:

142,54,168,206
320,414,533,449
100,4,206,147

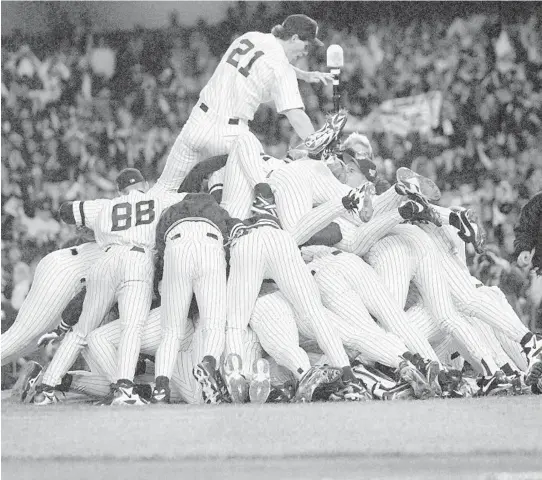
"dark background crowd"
2,2,542,348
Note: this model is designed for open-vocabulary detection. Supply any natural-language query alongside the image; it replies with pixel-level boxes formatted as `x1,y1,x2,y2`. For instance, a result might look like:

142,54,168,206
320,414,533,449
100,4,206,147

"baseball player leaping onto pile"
152,14,332,197
34,169,186,406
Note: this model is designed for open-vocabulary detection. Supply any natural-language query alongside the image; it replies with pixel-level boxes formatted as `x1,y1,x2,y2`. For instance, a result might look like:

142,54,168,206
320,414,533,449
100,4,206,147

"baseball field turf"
2,393,541,480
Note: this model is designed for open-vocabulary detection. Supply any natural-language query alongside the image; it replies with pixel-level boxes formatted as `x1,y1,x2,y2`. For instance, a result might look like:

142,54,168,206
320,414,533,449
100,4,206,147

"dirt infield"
2,394,542,479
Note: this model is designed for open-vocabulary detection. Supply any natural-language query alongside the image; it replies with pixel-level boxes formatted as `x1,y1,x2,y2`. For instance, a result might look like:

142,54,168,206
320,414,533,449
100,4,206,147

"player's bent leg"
155,245,194,383
153,114,209,193
268,232,350,370
195,245,227,362
250,291,312,380
225,234,265,368
221,132,267,219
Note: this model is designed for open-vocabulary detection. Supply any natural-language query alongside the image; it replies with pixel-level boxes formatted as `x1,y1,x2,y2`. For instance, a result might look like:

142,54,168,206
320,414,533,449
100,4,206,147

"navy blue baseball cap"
282,15,324,47
116,168,145,190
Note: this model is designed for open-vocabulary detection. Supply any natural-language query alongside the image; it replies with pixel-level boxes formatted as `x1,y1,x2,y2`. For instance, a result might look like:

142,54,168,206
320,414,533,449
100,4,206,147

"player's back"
199,31,290,121
92,191,185,250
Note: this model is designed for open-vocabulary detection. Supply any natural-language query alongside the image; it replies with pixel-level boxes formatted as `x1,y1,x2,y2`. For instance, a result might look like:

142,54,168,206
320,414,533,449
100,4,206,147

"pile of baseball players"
5,14,542,406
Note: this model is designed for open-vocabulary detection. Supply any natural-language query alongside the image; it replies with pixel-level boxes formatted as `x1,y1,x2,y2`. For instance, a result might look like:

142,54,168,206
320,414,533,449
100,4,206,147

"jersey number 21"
226,39,264,78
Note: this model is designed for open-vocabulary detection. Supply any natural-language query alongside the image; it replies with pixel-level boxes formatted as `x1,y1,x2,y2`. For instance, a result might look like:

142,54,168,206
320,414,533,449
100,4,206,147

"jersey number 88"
111,200,155,231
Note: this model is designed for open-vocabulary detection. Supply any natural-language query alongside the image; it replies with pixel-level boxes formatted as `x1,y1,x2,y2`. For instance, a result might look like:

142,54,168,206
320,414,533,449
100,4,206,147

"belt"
104,246,145,253
171,232,218,241
200,103,239,125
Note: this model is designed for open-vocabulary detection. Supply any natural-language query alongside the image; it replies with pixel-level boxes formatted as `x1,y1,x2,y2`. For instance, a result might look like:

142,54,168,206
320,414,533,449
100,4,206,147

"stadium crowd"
2,1,542,358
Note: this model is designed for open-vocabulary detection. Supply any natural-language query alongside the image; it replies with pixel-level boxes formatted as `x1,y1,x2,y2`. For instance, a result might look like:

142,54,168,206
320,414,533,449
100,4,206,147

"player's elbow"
283,109,314,140
59,202,76,224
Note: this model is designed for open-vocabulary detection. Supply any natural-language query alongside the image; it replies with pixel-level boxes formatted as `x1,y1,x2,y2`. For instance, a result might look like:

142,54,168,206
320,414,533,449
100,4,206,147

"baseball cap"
282,14,324,47
116,168,145,190
342,148,377,182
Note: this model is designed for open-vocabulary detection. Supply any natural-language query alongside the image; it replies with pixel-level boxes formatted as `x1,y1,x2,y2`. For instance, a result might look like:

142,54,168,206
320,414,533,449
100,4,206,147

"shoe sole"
359,184,374,222
224,354,248,404
249,359,271,404
396,167,441,201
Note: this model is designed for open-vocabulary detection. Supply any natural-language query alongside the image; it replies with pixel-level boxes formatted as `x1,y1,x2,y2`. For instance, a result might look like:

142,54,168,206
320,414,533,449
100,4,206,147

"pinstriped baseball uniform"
154,194,230,381
427,226,529,371
1,243,102,366
226,217,351,373
221,143,287,219
268,158,402,242
249,287,312,380
305,247,420,367
419,223,533,345
154,32,304,194
363,225,501,375
83,308,263,404
41,190,186,388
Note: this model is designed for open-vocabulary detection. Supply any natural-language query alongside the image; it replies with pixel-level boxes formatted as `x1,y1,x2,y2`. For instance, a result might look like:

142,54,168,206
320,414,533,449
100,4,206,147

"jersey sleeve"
72,199,108,230
270,62,304,113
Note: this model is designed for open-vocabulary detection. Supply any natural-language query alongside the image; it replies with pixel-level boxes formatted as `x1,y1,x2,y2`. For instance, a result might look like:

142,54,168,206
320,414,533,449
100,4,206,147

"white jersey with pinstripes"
71,191,186,250
200,32,304,121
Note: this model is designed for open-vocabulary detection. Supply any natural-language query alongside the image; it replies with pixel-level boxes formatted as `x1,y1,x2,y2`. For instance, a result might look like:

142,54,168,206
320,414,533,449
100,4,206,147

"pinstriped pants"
42,246,154,387
155,224,227,378
226,227,350,371
153,106,250,193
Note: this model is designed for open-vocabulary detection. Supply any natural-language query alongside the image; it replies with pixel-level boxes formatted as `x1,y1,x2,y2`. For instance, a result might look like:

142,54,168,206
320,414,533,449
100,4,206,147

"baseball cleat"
111,380,149,406
224,353,248,403
397,360,433,399
398,199,442,227
33,385,59,406
476,370,512,397
304,110,348,157
11,360,43,404
249,358,271,404
449,207,486,254
251,183,278,217
358,182,375,222
293,366,329,403
151,376,170,404
193,356,225,405
525,353,542,387
329,379,373,402
396,167,441,202
268,380,297,403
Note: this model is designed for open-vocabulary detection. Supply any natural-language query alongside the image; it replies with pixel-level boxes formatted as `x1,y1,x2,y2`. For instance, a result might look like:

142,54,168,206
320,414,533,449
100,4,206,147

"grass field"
2,392,542,480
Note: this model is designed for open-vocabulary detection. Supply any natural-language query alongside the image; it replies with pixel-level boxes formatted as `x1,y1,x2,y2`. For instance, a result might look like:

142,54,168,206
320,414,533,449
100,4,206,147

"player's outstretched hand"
37,330,60,348
517,250,534,268
304,71,334,85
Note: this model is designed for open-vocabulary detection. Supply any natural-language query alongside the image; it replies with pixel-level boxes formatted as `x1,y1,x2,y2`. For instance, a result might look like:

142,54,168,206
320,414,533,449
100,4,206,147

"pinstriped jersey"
199,32,304,121
71,191,186,250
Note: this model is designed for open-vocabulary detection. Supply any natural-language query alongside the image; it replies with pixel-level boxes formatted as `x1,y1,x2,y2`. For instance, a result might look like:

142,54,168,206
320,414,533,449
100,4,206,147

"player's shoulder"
242,32,286,60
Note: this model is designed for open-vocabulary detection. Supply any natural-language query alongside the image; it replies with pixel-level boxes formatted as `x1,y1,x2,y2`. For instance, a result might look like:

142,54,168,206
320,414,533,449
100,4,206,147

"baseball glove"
303,110,348,158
